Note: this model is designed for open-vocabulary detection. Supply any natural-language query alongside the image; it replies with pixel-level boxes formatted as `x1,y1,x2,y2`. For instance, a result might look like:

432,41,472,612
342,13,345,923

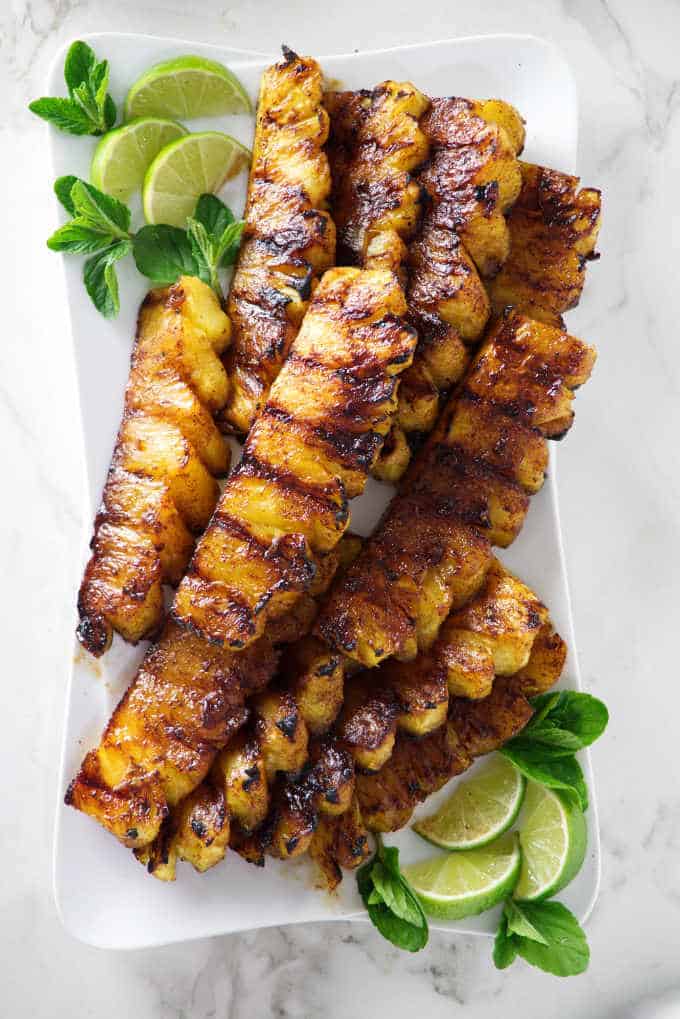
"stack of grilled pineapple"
67,48,602,894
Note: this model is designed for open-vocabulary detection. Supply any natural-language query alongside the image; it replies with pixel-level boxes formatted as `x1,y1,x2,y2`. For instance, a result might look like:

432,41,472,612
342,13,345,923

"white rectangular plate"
52,32,600,950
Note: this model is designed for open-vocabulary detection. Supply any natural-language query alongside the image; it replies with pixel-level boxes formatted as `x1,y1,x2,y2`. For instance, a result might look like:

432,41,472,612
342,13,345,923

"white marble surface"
1,0,679,1015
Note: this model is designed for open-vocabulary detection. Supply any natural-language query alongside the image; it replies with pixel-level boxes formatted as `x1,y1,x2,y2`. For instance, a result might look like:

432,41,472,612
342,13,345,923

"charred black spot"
276,713,299,740
243,765,261,791
191,819,207,839
281,44,299,64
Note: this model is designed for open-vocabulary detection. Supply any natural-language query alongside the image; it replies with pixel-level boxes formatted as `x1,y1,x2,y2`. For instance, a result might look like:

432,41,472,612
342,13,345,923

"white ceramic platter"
51,32,600,949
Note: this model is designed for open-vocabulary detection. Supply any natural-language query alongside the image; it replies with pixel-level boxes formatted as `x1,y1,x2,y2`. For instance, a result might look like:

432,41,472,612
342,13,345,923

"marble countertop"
2,0,679,1015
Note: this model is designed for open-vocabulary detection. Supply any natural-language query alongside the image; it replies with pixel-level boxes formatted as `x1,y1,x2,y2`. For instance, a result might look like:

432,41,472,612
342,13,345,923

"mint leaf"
72,81,100,125
501,747,589,811
529,692,608,748
503,899,549,944
194,193,235,238
29,40,116,136
63,41,96,94
103,93,117,131
357,840,429,953
186,217,216,287
509,725,582,758
47,222,115,254
70,180,131,236
511,901,589,977
90,59,110,107
29,97,93,134
493,914,519,969
83,240,131,318
133,225,198,285
54,176,80,215
370,862,426,929
216,220,245,267
528,691,561,726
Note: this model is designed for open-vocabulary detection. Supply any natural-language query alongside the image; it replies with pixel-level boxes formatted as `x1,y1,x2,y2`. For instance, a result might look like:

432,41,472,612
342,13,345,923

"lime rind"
90,117,187,200
403,833,521,921
124,55,252,121
413,755,526,851
513,783,587,902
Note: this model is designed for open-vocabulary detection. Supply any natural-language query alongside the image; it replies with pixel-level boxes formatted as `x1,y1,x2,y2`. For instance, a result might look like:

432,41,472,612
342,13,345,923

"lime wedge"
125,55,251,120
90,117,187,201
403,833,521,920
514,783,587,902
413,755,525,851
142,132,250,227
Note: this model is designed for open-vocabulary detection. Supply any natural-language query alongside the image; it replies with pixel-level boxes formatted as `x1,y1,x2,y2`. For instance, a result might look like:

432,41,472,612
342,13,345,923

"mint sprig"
29,41,116,136
493,899,589,976
47,177,244,318
357,834,429,952
500,691,608,811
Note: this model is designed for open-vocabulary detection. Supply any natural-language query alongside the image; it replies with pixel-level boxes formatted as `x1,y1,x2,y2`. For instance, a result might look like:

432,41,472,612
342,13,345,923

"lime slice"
90,117,187,201
403,833,521,920
514,782,587,902
142,132,250,227
413,755,525,851
125,55,251,120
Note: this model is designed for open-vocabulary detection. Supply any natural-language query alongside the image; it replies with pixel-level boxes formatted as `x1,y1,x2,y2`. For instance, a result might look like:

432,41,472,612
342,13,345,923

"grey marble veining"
2,0,679,1015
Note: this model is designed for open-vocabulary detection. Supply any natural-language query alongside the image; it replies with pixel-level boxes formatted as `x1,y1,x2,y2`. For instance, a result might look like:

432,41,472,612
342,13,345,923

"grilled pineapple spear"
325,90,526,482
172,267,416,649
316,309,596,670
489,162,602,324
67,269,416,851
137,534,362,879
219,48,336,436
77,277,232,656
309,616,566,888
392,97,526,461
261,564,564,866
325,81,430,276
335,559,554,771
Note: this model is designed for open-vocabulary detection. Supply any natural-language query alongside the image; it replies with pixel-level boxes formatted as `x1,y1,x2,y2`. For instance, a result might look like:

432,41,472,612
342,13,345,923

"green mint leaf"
90,59,109,107
512,901,590,977
103,93,117,130
366,901,429,952
216,220,245,267
186,218,215,287
47,221,116,254
83,240,132,318
493,914,519,970
133,225,199,285
503,899,549,945
54,175,80,215
379,844,403,881
72,81,100,124
28,97,93,135
501,748,589,811
528,691,561,726
370,865,425,929
70,180,131,236
529,692,609,749
357,851,429,953
194,193,235,238
63,41,96,94
508,725,582,758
